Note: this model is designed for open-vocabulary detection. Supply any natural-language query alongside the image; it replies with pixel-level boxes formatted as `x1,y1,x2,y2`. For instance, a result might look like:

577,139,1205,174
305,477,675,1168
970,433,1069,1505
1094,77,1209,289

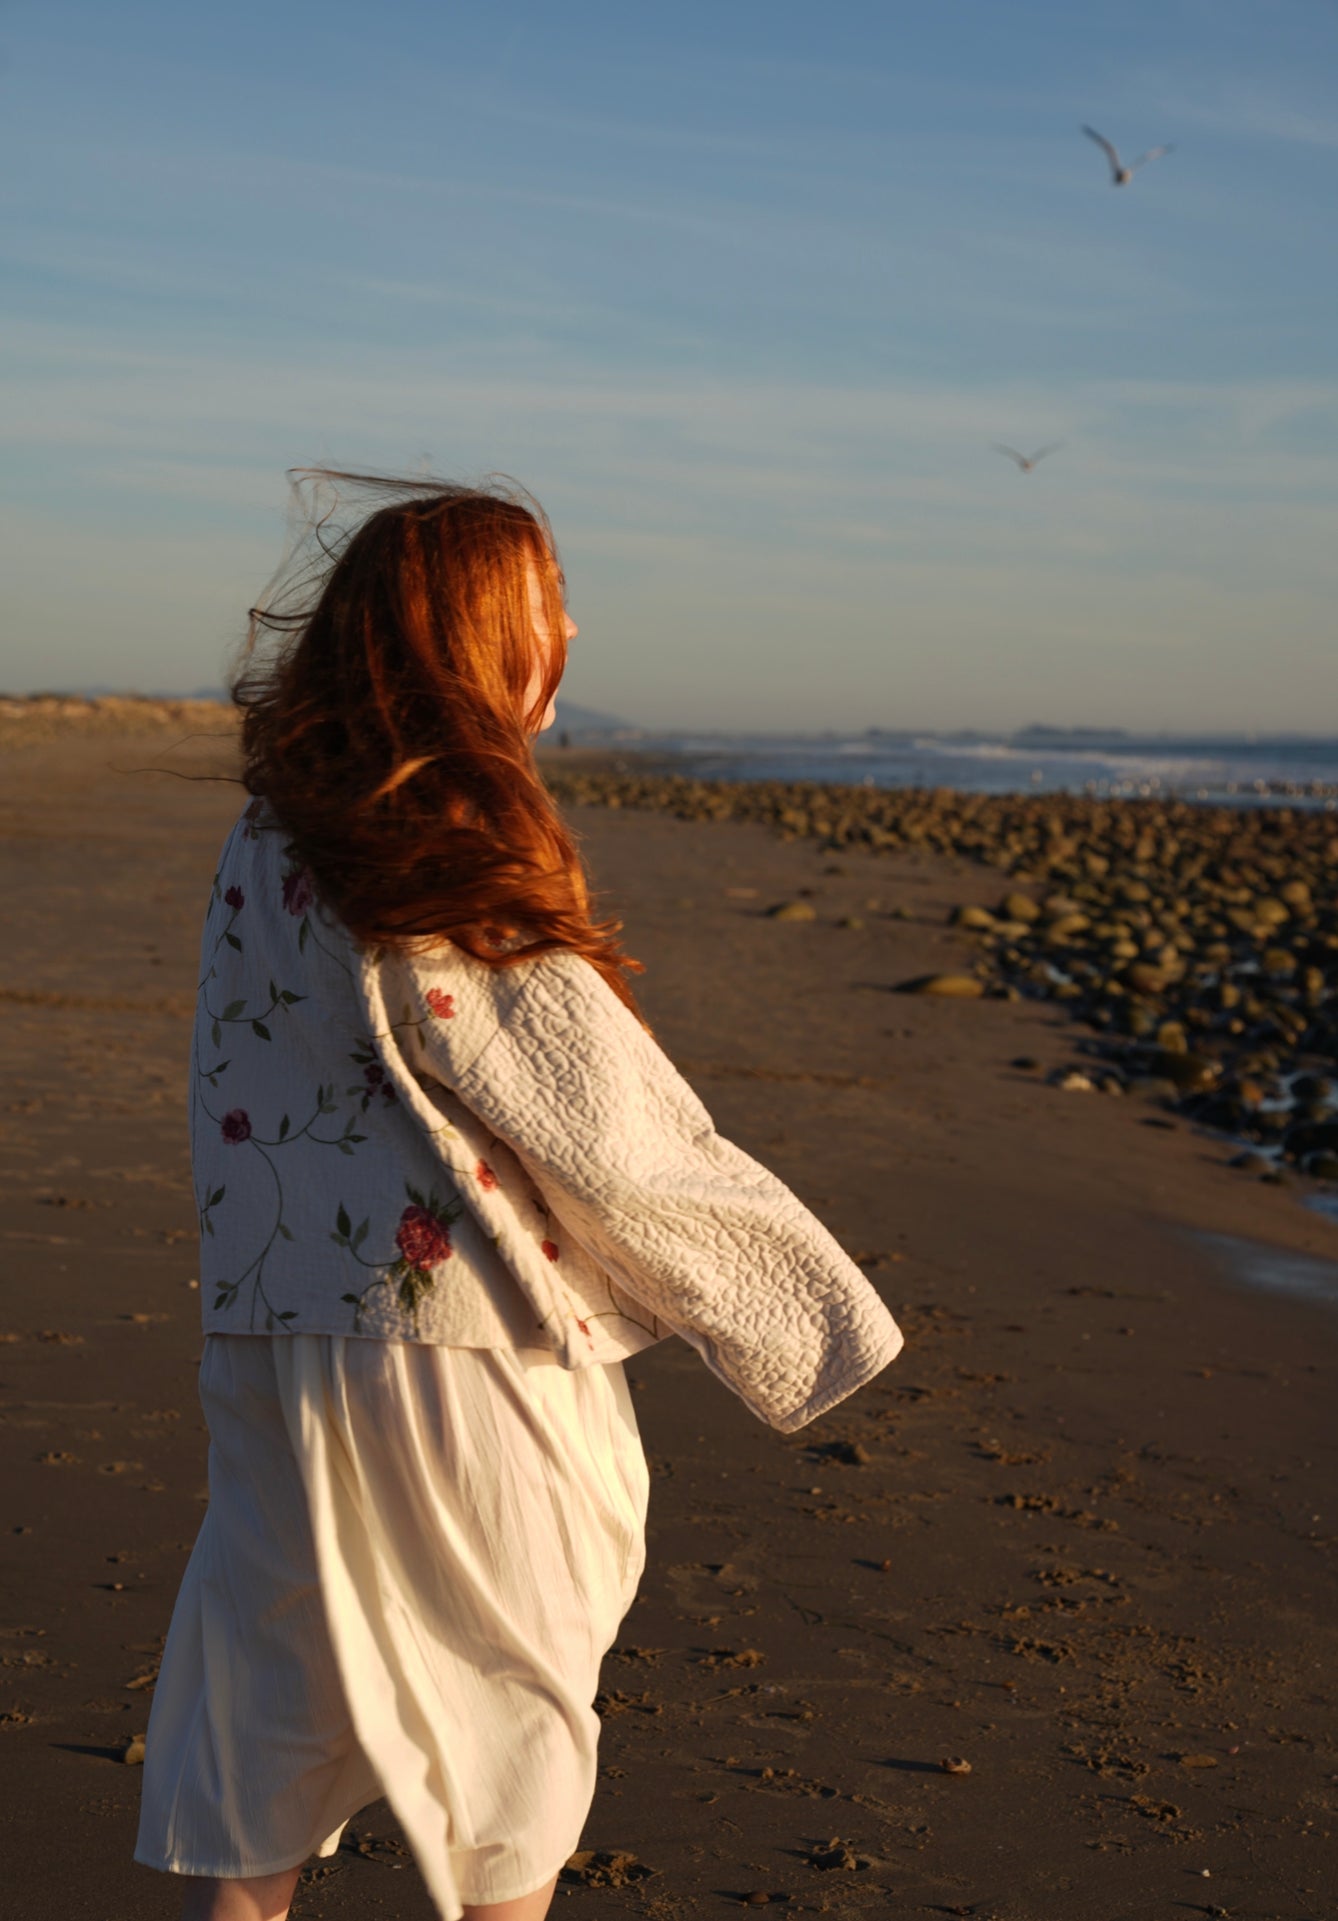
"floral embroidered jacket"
192,804,903,1431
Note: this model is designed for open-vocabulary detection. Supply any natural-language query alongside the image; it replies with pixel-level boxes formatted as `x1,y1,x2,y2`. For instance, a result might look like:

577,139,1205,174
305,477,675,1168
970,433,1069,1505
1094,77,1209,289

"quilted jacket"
192,803,903,1431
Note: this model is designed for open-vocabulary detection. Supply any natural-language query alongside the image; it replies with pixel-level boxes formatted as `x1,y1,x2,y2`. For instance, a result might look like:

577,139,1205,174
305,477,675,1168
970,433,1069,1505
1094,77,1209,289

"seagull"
992,443,1063,474
1082,125,1174,187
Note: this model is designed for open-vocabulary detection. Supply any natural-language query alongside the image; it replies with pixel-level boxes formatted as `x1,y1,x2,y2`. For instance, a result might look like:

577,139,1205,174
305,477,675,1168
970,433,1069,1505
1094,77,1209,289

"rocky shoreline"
546,768,1338,1179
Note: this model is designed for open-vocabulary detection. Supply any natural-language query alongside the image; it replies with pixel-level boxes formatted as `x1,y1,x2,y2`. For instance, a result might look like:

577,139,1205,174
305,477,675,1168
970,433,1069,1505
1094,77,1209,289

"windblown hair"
233,470,642,1011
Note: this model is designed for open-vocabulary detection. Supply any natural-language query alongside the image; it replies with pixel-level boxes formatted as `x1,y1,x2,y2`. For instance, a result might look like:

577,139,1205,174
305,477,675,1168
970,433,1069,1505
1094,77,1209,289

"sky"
2,0,1336,732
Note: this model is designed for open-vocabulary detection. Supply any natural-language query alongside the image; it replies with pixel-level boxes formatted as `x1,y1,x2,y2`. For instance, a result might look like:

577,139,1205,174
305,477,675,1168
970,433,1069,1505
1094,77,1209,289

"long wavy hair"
233,470,643,1011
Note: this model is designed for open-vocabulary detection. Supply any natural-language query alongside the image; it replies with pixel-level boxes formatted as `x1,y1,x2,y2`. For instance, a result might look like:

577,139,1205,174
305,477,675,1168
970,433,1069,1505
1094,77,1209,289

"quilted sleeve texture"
410,946,904,1431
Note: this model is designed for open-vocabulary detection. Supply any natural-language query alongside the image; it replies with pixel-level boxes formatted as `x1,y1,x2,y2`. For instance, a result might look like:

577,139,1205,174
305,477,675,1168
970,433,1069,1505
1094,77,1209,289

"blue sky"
2,0,1336,730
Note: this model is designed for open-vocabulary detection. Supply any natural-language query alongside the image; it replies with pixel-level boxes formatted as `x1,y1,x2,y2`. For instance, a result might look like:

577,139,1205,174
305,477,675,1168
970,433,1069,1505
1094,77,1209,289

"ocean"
615,730,1338,807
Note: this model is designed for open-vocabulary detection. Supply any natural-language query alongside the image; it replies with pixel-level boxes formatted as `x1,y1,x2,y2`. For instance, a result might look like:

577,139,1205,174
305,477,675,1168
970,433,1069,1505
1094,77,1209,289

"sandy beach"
1,714,1334,1920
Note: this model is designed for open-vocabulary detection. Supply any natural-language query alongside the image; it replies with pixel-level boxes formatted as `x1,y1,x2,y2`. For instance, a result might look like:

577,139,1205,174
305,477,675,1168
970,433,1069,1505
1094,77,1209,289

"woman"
135,473,903,1921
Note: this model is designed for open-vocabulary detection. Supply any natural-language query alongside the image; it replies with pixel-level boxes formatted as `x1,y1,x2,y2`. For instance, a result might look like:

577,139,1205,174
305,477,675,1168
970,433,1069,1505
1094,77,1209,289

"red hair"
233,471,642,1011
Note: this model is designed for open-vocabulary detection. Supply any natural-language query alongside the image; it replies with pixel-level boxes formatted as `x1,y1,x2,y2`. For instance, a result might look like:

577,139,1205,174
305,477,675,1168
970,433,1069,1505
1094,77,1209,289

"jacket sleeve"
408,946,903,1430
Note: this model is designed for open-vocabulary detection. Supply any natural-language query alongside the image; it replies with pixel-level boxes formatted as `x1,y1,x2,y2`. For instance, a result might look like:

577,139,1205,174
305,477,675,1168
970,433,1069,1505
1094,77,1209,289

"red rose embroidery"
220,1109,252,1145
395,1205,453,1272
575,1316,591,1337
541,1239,559,1262
363,1062,384,1086
425,988,455,1019
224,884,245,910
381,1082,397,1105
476,1160,498,1191
282,867,315,916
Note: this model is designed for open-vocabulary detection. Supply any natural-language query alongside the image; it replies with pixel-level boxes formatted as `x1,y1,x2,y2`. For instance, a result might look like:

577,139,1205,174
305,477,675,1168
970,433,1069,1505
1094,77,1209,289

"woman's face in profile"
524,557,577,734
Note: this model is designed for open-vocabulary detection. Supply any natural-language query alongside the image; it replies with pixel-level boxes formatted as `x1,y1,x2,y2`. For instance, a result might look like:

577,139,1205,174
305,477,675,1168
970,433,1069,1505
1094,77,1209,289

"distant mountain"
552,699,636,738
1014,724,1131,741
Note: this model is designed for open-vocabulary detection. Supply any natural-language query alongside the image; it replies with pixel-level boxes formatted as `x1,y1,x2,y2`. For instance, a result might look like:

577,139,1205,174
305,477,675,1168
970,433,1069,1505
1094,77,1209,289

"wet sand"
0,722,1334,1920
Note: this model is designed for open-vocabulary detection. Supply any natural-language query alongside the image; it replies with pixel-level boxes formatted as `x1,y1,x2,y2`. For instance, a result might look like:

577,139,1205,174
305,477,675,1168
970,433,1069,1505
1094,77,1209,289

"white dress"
135,1333,648,1917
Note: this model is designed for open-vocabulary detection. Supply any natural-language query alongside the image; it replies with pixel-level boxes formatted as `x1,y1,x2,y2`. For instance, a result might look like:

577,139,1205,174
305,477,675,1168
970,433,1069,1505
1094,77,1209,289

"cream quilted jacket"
191,804,902,1431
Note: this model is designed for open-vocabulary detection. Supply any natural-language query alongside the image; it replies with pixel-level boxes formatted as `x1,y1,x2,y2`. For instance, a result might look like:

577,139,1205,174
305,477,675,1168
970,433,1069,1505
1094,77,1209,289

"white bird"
1082,124,1174,186
992,443,1063,474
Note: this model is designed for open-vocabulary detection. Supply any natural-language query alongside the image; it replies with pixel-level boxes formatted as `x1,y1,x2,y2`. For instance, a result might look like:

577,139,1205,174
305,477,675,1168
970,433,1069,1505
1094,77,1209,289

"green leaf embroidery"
278,1114,290,1139
208,1186,226,1207
275,1310,297,1322
213,1290,231,1310
222,999,246,1020
212,1020,222,1048
336,1203,352,1238
224,931,243,951
341,1292,360,1305
277,1223,293,1241
268,978,278,1002
279,990,305,1005
298,918,310,953
252,1020,272,1041
352,1219,369,1250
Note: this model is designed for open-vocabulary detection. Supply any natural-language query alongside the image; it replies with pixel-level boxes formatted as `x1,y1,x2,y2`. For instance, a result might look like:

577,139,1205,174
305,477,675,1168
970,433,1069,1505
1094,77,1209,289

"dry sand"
0,720,1334,1920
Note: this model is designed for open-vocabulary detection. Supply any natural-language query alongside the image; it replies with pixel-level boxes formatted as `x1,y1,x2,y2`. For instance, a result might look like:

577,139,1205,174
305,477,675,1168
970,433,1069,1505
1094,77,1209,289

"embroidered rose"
541,1239,559,1262
282,867,315,917
476,1159,498,1191
395,1204,453,1272
425,988,455,1019
380,1083,397,1106
224,884,245,910
220,1109,252,1145
363,1063,384,1087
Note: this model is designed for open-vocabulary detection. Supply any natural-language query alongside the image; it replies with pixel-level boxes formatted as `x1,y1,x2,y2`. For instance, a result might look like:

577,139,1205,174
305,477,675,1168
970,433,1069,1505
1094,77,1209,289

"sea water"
625,729,1338,807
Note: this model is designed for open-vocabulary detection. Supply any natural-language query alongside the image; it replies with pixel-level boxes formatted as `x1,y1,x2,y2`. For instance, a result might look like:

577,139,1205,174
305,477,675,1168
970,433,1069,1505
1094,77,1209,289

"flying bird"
992,443,1063,474
1082,125,1174,186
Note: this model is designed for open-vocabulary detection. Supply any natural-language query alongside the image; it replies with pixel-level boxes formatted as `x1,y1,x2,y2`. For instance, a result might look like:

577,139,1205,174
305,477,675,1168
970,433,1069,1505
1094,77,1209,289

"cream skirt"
135,1334,649,1918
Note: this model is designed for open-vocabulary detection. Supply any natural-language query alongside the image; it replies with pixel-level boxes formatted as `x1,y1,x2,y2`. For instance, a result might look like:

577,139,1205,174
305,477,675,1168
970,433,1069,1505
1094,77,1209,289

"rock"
951,904,997,930
893,973,986,998
940,1756,973,1775
1011,1056,1041,1071
121,1735,146,1766
1155,1021,1188,1053
1253,897,1291,926
767,900,817,922
1305,1151,1338,1179
1052,1070,1096,1092
1147,1050,1219,1092
1000,891,1041,922
1124,962,1173,996
1283,1119,1338,1161
1124,1076,1181,1102
1228,1151,1272,1174
836,915,865,930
